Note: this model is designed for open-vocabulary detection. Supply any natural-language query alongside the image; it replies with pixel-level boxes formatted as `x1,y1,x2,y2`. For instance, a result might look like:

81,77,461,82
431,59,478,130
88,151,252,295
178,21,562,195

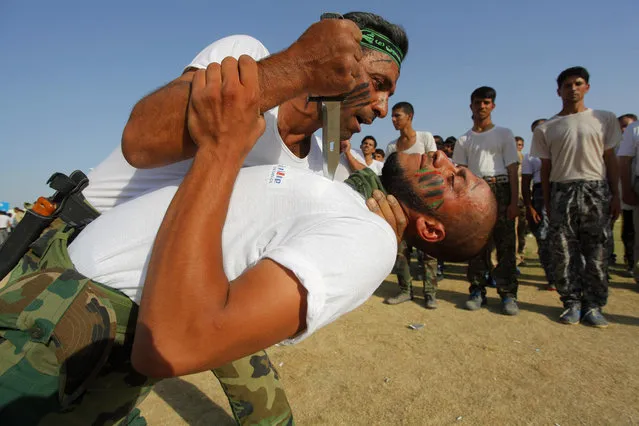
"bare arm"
506,162,519,220
619,156,639,205
603,148,621,220
541,159,552,213
131,57,307,378
122,20,364,169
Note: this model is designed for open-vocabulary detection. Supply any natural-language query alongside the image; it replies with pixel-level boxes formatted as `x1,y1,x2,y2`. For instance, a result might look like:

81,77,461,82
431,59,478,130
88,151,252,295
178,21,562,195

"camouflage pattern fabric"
549,180,611,309
394,240,437,296
467,181,518,298
0,221,294,425
213,352,294,425
529,186,554,285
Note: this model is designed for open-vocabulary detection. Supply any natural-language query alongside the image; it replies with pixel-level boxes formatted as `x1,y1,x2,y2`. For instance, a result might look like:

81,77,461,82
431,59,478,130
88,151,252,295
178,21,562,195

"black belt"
483,175,509,184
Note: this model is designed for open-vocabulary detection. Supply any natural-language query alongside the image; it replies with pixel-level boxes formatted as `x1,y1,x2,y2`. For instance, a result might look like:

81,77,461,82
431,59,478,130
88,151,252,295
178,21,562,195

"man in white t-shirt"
82,12,409,212
522,118,554,290
617,118,639,284
617,113,637,272
383,102,439,308
452,86,520,316
530,66,621,328
64,59,497,423
359,135,384,175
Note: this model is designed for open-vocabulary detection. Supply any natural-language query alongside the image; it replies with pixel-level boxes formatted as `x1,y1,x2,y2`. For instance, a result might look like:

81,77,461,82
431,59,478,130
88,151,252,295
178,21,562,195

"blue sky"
1,0,638,207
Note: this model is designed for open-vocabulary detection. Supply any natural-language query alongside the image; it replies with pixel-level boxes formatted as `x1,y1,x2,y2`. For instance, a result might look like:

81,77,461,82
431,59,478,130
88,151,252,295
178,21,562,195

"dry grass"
141,228,639,425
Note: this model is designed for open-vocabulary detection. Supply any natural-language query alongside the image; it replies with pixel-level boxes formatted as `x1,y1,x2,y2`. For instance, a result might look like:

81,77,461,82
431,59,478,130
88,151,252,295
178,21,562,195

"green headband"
360,28,404,68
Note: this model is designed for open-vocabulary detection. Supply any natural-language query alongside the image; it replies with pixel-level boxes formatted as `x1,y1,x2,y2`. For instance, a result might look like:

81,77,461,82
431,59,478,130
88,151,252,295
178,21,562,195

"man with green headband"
82,12,409,210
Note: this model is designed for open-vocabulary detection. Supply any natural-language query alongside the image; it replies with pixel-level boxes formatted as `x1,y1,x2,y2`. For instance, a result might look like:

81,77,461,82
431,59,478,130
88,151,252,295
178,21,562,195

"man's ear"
415,215,445,243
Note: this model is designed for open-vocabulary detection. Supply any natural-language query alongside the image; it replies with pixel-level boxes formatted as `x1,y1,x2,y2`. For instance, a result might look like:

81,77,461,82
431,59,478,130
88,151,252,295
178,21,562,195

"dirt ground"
141,228,639,425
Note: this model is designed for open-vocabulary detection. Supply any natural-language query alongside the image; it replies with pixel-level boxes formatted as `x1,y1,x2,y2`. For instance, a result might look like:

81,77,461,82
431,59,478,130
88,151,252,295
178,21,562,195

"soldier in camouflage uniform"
452,86,521,316
385,241,439,309
522,119,555,291
0,221,294,426
531,66,621,328
383,102,439,309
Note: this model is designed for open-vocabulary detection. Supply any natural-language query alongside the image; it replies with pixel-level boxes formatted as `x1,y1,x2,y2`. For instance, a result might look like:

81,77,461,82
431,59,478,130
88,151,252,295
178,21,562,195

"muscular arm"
131,57,308,378
122,51,309,169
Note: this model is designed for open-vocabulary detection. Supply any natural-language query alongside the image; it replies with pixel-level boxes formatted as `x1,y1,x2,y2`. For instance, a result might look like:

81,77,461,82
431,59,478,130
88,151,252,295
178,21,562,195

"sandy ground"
140,229,639,425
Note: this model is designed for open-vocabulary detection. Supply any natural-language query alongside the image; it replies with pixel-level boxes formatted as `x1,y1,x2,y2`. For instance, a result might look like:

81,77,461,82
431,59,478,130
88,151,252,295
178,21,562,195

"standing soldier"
384,102,439,309
453,86,520,315
531,66,621,327
522,119,555,290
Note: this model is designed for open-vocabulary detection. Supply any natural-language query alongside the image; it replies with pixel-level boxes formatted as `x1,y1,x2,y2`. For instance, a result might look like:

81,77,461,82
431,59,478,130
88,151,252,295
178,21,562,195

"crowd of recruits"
361,66,630,328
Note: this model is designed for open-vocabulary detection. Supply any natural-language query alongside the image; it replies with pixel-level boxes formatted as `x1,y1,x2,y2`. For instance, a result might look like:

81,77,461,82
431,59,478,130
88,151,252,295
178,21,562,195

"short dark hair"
433,135,443,144
375,148,385,158
444,136,457,145
557,66,589,88
515,136,524,143
619,113,638,122
361,135,378,148
471,86,496,102
380,153,497,261
531,118,547,131
392,101,414,117
344,12,409,61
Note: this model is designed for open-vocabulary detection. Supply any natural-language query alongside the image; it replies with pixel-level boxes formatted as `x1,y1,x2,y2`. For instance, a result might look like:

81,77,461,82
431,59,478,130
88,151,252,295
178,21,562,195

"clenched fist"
287,19,363,97
187,55,265,161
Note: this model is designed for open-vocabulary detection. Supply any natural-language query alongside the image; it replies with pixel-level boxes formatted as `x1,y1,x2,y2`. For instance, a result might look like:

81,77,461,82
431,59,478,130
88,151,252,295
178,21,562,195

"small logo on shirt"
267,165,288,186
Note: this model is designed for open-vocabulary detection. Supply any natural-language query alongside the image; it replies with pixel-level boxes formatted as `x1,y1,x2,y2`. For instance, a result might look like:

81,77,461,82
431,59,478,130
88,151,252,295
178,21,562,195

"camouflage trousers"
549,180,611,309
0,226,293,426
467,181,518,298
394,240,437,296
529,185,554,284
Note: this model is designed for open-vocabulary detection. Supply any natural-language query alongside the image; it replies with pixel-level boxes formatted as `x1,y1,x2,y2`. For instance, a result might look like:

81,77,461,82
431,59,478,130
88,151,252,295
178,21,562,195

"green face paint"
415,168,445,210
360,28,404,68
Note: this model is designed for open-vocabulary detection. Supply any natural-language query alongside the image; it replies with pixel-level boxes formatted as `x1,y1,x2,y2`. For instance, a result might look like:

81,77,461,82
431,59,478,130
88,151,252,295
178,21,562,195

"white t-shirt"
452,126,519,177
386,131,437,156
0,215,11,229
83,35,352,212
521,153,542,184
69,166,397,344
617,121,639,175
366,159,385,175
530,109,621,183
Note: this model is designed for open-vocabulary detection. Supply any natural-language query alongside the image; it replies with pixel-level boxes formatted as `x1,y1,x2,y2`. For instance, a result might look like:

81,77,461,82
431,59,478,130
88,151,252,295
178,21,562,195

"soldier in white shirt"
383,102,439,309
452,86,520,316
522,118,554,290
617,113,637,272
531,67,621,328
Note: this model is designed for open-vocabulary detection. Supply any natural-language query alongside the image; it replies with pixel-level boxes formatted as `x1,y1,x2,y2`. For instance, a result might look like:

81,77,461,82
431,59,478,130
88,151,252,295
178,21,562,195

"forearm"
122,51,308,169
521,175,533,207
344,151,366,171
507,163,519,204
619,156,634,195
604,152,620,196
133,147,241,376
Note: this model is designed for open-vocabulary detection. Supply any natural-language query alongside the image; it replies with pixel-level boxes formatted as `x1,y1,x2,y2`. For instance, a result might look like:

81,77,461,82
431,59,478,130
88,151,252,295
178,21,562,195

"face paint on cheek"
342,82,372,108
415,168,445,210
